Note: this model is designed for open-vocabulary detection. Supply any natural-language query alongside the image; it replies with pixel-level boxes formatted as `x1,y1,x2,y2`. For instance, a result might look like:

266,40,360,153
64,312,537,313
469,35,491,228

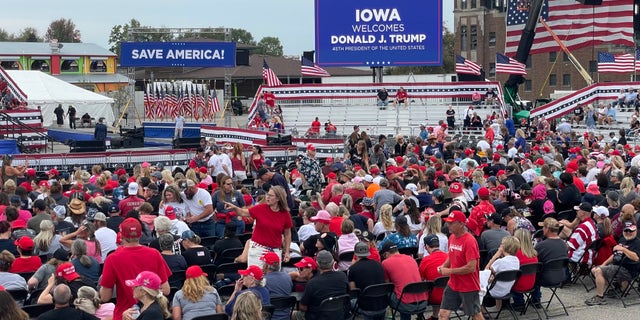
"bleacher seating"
0,109,48,152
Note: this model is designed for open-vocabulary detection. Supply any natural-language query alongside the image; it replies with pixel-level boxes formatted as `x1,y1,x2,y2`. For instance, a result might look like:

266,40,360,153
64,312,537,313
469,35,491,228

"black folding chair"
270,295,298,320
199,264,217,284
25,288,45,306
351,282,394,320
216,262,247,278
17,272,34,283
217,284,236,302
200,236,220,250
514,263,542,320
484,269,521,320
238,233,253,245
389,281,429,320
317,294,351,320
168,270,186,288
7,289,28,305
262,304,275,320
602,258,640,308
282,256,302,269
216,248,245,265
569,239,601,291
21,303,54,318
538,258,570,318
338,251,355,269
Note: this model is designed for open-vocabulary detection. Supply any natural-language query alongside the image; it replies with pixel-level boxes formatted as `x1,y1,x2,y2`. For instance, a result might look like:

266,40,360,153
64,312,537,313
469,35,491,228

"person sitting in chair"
81,113,92,127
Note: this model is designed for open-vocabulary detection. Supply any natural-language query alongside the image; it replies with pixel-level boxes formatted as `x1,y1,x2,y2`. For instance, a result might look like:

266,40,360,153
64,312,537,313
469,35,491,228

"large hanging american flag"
208,90,221,114
262,59,283,86
455,55,481,75
301,56,330,77
506,0,634,55
496,53,527,75
597,52,635,73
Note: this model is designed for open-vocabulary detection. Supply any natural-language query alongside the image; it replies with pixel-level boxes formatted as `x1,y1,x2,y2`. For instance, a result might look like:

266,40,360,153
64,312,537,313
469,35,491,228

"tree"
108,19,175,56
386,26,455,75
15,27,42,42
0,28,10,41
255,37,283,57
45,18,81,43
230,29,255,45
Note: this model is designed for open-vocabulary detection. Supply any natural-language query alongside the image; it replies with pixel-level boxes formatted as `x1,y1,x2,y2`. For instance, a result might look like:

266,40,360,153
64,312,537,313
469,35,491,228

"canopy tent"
4,70,115,127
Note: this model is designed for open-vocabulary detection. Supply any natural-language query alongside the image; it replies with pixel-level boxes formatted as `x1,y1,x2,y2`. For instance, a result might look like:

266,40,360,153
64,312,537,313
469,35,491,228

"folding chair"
602,258,640,308
484,269,521,320
192,314,229,320
199,236,220,250
168,270,186,288
569,239,601,291
389,281,429,320
514,263,543,320
7,289,28,305
538,258,569,318
270,295,298,320
21,304,54,318
216,248,244,265
200,264,217,284
317,294,351,320
351,282,394,320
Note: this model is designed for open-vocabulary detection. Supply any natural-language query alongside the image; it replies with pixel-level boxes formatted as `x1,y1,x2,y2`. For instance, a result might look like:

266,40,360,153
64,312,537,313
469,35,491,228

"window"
524,79,532,92
563,52,569,62
526,55,532,68
489,63,496,78
461,26,468,51
0,61,20,70
563,74,571,86
470,25,478,50
489,32,496,47
549,74,557,86
471,0,477,8
61,59,79,72
461,0,467,9
30,60,49,72
549,52,557,62
90,60,107,73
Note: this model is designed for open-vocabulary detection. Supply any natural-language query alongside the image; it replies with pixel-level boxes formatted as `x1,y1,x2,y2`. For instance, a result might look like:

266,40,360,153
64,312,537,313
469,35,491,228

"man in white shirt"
180,179,214,237
557,118,572,134
174,114,185,139
208,146,232,177
93,212,117,261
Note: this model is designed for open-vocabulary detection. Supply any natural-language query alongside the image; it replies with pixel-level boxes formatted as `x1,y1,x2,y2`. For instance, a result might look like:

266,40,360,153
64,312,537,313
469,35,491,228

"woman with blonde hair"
122,271,171,320
33,220,62,257
74,285,115,319
372,204,395,236
161,169,174,185
172,265,223,320
231,291,263,320
231,142,248,183
511,229,538,308
185,169,199,184
159,185,188,220
418,215,448,258
619,177,637,205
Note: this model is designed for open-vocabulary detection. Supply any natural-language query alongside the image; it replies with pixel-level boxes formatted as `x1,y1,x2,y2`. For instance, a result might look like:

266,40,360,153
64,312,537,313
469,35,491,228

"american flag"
168,85,178,118
156,87,166,119
496,53,527,75
455,55,481,75
506,0,634,55
301,56,330,77
262,59,283,86
143,83,153,119
636,48,640,72
598,52,635,73
208,90,221,114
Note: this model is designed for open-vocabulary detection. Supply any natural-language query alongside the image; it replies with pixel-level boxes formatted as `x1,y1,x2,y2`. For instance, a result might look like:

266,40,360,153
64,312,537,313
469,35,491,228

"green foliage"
255,37,283,57
45,18,81,43
0,29,10,41
15,27,42,42
230,29,256,45
386,26,455,75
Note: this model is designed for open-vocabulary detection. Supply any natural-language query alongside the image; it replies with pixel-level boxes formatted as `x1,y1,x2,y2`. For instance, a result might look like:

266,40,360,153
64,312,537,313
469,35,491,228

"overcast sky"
2,0,454,56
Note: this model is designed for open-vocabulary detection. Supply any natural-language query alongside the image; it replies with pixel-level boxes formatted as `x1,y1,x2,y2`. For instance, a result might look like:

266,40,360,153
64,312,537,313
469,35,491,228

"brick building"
453,0,640,102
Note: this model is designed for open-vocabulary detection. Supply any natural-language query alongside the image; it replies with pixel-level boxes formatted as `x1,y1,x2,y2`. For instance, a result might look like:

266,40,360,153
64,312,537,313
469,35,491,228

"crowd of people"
1,94,640,319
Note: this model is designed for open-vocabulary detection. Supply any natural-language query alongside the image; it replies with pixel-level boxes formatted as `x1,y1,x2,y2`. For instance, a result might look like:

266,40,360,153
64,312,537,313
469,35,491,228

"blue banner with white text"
314,0,442,67
120,42,236,67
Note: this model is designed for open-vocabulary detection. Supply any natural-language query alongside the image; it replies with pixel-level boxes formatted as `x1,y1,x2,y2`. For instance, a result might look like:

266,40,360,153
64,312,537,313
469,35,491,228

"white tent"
5,70,115,127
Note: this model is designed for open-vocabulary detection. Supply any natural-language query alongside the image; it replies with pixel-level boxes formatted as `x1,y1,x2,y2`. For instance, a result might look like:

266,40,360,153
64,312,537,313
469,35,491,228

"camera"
613,250,624,263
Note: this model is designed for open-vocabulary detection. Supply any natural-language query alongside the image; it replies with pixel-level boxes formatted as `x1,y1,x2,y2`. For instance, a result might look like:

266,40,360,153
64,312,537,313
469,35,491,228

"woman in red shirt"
511,229,538,309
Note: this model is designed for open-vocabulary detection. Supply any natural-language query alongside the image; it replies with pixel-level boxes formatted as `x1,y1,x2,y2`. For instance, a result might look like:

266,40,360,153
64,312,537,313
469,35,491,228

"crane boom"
538,18,594,85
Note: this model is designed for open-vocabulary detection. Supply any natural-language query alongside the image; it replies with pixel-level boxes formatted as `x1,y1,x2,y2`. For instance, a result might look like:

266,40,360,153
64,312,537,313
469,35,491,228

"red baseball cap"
186,265,207,279
56,263,80,282
496,144,504,150
294,257,318,270
478,187,490,198
449,182,463,193
115,168,127,176
164,206,176,220
26,169,36,177
327,172,336,180
307,144,316,151
199,167,208,174
15,236,34,250
443,210,467,223
260,252,280,265
534,158,545,166
119,218,142,239
239,265,264,280
38,180,50,188
497,170,506,176
47,168,59,176
493,154,501,161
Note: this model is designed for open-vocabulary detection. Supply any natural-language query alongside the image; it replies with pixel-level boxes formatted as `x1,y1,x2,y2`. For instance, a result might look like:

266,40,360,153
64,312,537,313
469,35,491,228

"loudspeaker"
236,49,250,66
70,140,106,153
122,138,144,148
266,134,292,146
173,137,201,149
575,0,602,4
303,51,315,63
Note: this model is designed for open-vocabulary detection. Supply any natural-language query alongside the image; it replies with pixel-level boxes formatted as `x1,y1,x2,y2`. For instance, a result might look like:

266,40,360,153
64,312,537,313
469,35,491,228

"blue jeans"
390,293,427,320
190,219,215,238
215,220,246,238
